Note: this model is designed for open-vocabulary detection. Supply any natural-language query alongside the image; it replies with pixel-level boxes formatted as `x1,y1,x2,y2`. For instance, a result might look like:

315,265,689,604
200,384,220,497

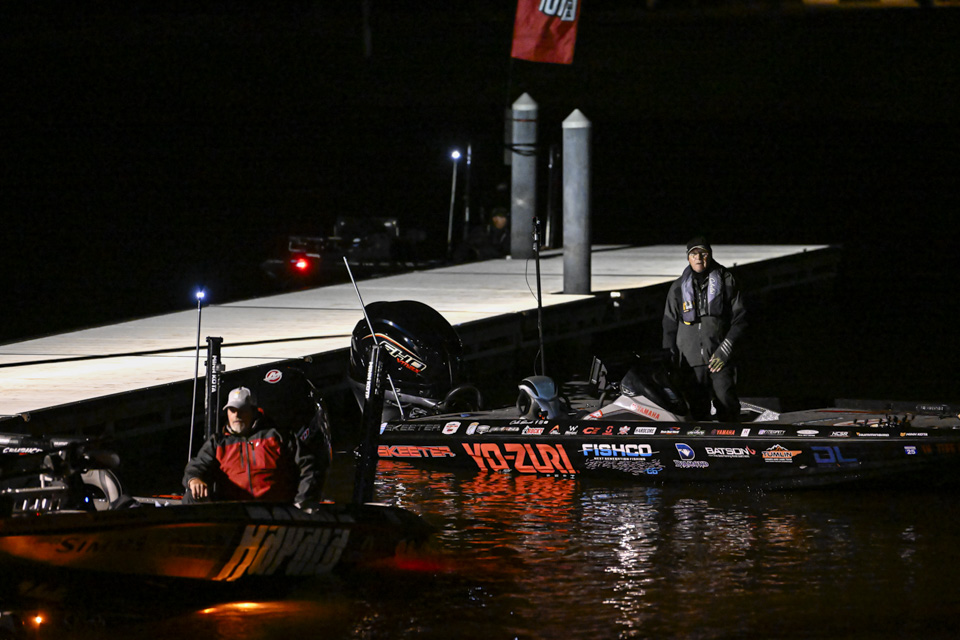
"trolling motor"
0,434,123,516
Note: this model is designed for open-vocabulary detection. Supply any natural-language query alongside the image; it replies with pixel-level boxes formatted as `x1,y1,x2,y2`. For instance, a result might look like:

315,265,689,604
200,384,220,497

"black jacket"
183,415,319,504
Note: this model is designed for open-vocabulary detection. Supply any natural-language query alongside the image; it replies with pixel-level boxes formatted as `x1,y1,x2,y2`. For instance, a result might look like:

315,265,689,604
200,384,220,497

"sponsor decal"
829,431,850,438
762,444,802,463
673,443,709,468
811,445,858,464
462,442,578,474
918,404,948,413
856,432,890,438
584,458,665,476
581,427,601,435
564,425,580,435
586,409,604,419
581,443,656,458
549,425,561,435
488,426,521,434
466,422,480,435
382,423,443,433
705,446,756,459
686,427,706,436
376,337,427,374
659,426,681,435
378,445,456,458
740,428,751,437
922,443,959,455
443,422,460,435
899,432,929,437
263,369,283,384
2,446,44,455
634,427,657,436
627,403,661,420
522,427,545,435
758,429,786,436
904,446,917,455
214,524,349,580
711,429,736,436
797,430,819,437
618,426,631,435
602,426,616,436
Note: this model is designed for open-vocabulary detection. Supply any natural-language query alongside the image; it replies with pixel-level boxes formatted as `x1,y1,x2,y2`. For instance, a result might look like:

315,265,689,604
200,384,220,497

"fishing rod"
343,257,405,421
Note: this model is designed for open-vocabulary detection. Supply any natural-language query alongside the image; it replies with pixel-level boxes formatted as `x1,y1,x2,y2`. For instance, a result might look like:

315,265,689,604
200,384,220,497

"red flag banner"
511,0,581,65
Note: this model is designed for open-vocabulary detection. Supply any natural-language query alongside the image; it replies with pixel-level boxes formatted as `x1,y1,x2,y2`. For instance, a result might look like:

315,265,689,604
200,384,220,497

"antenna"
533,215,546,376
187,289,204,462
343,257,406,421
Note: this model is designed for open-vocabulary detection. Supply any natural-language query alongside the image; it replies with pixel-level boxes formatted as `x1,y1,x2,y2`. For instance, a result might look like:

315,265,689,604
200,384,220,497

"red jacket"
184,416,318,503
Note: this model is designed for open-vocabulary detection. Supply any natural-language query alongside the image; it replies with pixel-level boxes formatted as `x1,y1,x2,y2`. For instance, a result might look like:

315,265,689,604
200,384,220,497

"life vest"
680,266,724,324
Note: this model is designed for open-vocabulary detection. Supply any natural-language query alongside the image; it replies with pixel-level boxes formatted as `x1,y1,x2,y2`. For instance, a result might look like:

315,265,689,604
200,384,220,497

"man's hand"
188,477,209,500
709,339,733,373
708,353,726,372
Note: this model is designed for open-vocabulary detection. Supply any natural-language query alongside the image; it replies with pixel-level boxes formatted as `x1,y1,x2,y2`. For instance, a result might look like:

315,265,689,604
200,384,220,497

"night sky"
3,3,958,396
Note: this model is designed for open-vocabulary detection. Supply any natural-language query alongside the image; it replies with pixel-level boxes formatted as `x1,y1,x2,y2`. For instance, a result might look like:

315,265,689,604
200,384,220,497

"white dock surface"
0,244,827,417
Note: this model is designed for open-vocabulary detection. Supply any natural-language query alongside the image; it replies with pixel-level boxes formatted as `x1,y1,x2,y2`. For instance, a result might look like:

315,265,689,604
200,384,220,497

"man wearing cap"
662,237,747,421
183,386,319,504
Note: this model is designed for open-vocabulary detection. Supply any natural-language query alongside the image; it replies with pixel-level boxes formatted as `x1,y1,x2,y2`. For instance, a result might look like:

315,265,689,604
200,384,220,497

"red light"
294,257,309,271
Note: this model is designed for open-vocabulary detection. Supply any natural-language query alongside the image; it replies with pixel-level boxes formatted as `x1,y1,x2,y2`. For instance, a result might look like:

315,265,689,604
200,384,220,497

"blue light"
451,150,461,160
196,290,205,301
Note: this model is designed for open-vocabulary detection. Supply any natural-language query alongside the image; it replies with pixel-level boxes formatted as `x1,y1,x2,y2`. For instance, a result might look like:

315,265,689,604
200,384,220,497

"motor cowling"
619,356,690,418
349,300,464,415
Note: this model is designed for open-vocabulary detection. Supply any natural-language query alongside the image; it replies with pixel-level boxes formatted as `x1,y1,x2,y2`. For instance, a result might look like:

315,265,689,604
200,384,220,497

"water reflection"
11,462,960,639
371,463,960,639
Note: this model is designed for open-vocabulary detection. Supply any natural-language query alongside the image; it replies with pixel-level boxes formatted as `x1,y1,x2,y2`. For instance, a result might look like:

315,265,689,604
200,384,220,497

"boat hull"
0,501,433,584
378,414,960,489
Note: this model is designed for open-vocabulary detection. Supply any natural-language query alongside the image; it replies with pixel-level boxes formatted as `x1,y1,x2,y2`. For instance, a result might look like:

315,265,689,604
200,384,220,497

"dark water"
29,459,960,639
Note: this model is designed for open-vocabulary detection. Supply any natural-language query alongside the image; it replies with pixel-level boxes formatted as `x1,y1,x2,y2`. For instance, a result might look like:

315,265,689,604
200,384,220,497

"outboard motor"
619,362,689,419
349,300,481,419
586,351,691,422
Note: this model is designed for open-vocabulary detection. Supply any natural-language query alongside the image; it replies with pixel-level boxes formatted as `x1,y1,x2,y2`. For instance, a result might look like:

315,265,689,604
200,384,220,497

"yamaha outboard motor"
619,353,691,418
349,300,480,419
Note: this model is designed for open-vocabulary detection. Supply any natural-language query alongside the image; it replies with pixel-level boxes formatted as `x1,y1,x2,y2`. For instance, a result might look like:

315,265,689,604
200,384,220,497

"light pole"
188,288,205,462
447,149,461,258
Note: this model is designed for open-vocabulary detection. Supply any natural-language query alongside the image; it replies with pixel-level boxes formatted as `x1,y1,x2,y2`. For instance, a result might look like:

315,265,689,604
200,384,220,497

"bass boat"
349,301,960,489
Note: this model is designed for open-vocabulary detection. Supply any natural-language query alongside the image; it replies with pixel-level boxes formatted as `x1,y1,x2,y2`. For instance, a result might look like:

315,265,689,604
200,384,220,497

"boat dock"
0,244,837,438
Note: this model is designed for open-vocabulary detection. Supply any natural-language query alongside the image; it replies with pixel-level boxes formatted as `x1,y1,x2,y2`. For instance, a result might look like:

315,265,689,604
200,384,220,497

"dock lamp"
447,149,461,257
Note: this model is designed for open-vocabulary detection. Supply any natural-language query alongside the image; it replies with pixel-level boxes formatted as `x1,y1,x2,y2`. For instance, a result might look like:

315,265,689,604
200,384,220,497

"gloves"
709,339,733,373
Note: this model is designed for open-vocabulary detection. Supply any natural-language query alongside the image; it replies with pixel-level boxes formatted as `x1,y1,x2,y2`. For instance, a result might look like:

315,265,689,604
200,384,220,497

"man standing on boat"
183,386,320,504
662,237,747,422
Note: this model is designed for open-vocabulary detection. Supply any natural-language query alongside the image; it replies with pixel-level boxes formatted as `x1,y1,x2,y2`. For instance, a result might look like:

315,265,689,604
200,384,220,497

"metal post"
511,93,538,260
562,109,592,294
204,337,224,441
354,343,385,504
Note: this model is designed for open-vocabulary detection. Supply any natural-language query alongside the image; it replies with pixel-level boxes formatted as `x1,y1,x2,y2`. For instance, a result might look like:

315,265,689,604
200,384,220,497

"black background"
3,3,957,398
